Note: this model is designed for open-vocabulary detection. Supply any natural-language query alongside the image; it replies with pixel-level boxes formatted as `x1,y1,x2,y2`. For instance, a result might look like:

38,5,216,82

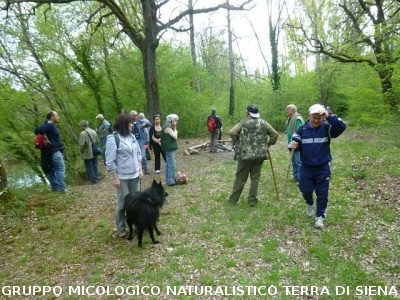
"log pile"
184,139,233,155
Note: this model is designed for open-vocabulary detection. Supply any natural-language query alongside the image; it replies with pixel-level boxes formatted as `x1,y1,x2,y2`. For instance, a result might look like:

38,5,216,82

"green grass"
1,126,399,299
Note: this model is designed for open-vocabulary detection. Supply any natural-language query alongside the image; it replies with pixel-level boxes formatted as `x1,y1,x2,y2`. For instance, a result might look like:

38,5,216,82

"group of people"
35,110,179,238
227,103,346,229
103,112,179,238
35,102,345,234
34,111,179,185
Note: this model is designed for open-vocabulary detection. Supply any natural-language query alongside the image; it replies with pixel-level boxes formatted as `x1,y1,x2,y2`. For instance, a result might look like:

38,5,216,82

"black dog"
124,180,168,247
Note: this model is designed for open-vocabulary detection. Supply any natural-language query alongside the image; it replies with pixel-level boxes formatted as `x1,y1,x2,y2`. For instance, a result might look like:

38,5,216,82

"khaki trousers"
228,158,264,205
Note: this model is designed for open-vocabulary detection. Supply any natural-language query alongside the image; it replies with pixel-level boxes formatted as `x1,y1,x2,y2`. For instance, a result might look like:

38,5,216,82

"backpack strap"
113,133,120,149
85,131,94,145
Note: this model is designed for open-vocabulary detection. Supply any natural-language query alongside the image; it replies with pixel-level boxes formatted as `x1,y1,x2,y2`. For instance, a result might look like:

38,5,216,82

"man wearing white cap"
96,114,111,149
289,104,346,228
228,104,278,206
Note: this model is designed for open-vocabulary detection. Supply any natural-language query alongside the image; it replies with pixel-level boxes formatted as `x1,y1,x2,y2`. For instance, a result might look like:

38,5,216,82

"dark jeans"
84,157,99,184
152,143,166,171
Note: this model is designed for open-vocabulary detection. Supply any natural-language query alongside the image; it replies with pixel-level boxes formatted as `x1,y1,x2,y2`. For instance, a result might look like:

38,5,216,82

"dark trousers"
228,159,264,204
84,157,99,184
152,143,166,171
299,163,331,218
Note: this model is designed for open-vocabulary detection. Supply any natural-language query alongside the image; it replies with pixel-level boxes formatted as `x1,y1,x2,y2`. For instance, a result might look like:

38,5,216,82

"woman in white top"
105,112,143,238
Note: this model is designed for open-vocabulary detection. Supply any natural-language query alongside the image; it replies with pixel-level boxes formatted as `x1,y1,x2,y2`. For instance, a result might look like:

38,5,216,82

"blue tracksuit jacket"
292,115,346,166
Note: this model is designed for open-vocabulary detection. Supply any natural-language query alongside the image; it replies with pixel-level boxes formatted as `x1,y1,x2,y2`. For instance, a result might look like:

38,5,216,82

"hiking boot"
306,205,314,217
315,217,324,228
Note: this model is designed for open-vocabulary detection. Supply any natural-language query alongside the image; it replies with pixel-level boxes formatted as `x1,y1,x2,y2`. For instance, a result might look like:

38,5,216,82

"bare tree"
227,0,235,116
188,0,200,93
3,0,253,117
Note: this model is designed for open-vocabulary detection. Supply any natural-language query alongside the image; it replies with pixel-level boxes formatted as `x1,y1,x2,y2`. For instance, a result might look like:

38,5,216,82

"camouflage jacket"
230,117,278,161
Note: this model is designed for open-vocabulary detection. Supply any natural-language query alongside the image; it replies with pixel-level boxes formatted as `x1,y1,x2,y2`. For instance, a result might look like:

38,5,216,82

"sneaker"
306,205,314,217
155,170,160,174
118,232,127,238
315,217,324,228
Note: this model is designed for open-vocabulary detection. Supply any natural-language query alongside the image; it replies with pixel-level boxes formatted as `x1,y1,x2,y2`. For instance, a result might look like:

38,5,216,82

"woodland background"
0,0,400,197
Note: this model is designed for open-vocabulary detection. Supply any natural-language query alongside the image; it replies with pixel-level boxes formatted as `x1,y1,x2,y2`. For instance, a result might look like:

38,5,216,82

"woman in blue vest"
161,114,179,186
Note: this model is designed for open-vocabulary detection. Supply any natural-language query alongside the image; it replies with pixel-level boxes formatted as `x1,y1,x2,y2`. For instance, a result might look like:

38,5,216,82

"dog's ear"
152,179,157,186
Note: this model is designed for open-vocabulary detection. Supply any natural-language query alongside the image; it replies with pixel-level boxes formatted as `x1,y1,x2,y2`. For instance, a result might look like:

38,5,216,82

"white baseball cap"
95,114,104,119
308,104,326,115
246,105,260,118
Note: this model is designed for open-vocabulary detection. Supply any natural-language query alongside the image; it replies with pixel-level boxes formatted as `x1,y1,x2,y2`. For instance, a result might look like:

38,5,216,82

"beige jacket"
79,128,100,159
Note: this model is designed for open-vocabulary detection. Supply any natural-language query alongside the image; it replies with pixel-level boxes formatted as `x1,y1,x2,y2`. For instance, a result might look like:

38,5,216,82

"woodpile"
184,140,233,155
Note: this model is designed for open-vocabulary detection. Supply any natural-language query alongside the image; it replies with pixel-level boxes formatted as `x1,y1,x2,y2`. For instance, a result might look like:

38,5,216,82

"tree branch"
338,2,375,49
157,0,254,33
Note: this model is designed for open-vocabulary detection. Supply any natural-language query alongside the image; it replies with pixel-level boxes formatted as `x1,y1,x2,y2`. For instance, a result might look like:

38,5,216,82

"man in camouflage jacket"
228,105,279,206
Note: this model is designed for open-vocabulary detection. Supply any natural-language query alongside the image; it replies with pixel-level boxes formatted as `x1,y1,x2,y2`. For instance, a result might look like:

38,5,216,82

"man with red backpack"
207,108,222,153
34,111,67,192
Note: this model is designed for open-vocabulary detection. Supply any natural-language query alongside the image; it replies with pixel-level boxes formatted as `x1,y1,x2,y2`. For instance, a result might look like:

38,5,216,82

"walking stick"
283,149,295,201
267,149,280,202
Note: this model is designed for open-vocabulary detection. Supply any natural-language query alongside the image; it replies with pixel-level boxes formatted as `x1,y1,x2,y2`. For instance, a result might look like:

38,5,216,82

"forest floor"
1,131,399,300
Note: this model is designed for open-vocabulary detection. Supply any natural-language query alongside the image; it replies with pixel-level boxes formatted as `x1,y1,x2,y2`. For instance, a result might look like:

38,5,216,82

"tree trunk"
0,160,14,203
141,0,160,117
227,1,235,116
377,67,396,109
189,0,201,93
311,0,323,100
141,46,160,116
269,17,280,91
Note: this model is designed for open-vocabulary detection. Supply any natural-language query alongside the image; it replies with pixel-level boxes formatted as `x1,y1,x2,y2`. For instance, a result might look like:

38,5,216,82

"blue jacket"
292,115,346,166
34,121,63,153
132,119,152,145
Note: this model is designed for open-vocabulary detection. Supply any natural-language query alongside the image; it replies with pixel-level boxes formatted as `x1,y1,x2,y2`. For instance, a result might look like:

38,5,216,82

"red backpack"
207,117,217,133
34,134,49,150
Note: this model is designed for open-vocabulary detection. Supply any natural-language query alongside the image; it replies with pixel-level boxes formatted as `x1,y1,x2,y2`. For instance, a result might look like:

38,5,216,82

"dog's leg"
137,228,144,247
127,221,134,241
148,225,160,244
154,223,162,236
